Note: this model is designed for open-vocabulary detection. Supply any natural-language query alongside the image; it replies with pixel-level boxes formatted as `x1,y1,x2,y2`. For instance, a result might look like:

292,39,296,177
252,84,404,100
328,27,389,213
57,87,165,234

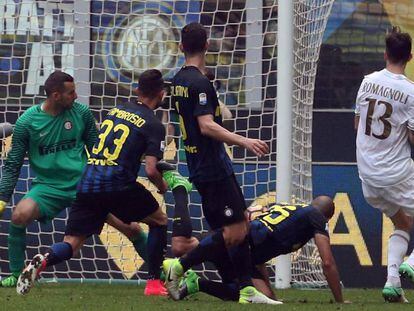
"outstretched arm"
0,118,29,203
314,233,344,303
197,114,269,157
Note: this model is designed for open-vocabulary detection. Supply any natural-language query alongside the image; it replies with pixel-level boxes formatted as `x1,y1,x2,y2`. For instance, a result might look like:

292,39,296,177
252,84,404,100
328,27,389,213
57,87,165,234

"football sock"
406,247,414,267
180,230,226,271
147,224,167,279
46,242,73,266
171,186,192,238
130,230,148,262
8,223,26,275
198,279,239,301
387,230,409,287
227,238,253,288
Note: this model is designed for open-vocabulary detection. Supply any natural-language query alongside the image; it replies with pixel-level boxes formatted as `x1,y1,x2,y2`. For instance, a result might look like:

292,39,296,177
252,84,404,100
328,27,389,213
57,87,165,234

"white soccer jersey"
356,69,414,187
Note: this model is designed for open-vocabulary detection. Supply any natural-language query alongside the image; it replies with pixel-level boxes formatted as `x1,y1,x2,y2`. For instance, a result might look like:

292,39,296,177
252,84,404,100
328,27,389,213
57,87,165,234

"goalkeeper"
0,71,148,287
177,196,347,303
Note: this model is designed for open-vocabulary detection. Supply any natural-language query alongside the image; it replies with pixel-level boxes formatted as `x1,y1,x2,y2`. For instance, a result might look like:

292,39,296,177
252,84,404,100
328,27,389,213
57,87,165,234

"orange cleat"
144,279,168,296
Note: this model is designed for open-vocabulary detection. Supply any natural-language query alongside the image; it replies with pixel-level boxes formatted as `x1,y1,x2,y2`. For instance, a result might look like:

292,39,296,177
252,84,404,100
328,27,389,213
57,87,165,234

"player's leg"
113,182,168,296
140,207,168,296
1,198,41,287
2,184,71,288
362,181,411,303
16,191,106,295
106,214,148,262
156,161,197,256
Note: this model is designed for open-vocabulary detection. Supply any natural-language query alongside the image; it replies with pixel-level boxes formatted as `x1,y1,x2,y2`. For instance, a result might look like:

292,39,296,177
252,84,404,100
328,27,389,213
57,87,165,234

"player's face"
57,82,77,109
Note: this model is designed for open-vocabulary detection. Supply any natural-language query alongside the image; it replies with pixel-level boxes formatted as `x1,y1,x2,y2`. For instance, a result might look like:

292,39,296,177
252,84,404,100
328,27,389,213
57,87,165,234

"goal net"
0,0,334,286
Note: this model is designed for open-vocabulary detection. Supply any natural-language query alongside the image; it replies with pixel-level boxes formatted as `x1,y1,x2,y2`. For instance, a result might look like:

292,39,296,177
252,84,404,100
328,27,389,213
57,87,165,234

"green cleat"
163,170,192,192
163,258,184,300
382,286,408,303
179,269,200,299
239,286,283,305
399,262,414,283
0,275,18,287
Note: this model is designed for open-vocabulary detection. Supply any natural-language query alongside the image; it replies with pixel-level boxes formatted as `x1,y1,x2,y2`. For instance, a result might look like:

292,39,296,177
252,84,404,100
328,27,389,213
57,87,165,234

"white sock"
386,230,410,287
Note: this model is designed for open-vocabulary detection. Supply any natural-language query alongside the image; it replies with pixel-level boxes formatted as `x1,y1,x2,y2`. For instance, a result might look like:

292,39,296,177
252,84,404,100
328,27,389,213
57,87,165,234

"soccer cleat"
144,279,168,296
382,286,408,303
399,262,414,283
0,275,18,287
179,269,200,299
163,258,184,300
239,286,283,305
16,254,47,295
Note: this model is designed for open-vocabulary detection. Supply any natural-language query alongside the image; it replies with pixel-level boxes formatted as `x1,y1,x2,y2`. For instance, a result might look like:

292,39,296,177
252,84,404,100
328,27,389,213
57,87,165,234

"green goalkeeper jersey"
0,101,98,202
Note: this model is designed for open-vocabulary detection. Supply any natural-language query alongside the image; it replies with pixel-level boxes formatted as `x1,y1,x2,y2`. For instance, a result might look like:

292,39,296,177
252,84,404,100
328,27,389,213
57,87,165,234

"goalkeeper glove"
0,200,6,218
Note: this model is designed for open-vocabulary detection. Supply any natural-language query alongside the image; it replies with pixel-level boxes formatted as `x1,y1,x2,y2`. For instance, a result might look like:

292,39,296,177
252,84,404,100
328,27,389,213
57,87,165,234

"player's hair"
44,71,74,97
385,26,412,64
181,22,207,55
138,69,164,98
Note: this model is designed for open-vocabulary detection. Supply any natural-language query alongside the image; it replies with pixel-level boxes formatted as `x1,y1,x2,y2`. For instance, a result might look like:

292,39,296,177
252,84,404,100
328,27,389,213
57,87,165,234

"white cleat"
16,254,46,295
163,258,183,300
239,286,283,305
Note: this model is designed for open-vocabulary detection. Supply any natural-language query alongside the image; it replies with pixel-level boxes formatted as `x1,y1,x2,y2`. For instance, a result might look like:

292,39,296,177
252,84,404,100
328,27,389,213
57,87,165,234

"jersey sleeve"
308,209,329,237
0,116,29,202
81,105,98,152
145,120,166,160
407,100,414,131
191,78,216,117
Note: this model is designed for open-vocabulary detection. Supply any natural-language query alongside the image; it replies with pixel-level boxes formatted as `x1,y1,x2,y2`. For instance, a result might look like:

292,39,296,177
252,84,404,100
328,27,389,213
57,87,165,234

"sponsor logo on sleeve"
160,141,165,152
199,93,207,105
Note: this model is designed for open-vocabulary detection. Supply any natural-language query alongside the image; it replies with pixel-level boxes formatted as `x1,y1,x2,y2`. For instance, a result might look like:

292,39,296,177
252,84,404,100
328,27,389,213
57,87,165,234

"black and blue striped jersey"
78,101,165,193
171,66,233,183
249,204,329,264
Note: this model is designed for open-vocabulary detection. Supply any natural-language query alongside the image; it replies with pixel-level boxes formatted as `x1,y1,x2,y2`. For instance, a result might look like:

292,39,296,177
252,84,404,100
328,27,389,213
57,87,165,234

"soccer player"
355,26,414,302
164,22,274,304
178,196,346,304
0,71,148,288
16,69,169,295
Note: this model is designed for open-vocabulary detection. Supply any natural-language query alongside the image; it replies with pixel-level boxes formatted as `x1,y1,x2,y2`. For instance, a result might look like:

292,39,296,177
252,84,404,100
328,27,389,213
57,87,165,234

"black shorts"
194,174,246,230
65,183,159,237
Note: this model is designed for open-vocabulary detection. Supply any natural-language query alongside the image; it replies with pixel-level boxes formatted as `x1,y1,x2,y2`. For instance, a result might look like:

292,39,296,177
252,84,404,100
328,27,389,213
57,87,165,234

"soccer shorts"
362,176,414,217
23,184,75,223
194,174,246,230
65,182,159,237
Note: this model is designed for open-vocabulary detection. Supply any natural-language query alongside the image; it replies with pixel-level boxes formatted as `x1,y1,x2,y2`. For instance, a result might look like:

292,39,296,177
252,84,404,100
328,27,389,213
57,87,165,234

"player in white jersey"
355,26,414,303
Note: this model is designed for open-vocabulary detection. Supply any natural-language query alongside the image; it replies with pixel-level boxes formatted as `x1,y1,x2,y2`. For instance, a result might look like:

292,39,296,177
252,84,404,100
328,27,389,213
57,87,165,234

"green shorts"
23,184,76,223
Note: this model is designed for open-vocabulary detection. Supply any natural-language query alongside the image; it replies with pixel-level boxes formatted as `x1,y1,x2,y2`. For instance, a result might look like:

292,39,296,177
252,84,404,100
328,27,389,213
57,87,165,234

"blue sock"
46,242,73,267
147,225,167,279
180,230,226,271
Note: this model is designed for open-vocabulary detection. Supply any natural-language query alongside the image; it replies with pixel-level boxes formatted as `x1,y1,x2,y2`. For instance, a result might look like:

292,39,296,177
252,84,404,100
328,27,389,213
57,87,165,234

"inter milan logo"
224,207,233,218
99,3,186,88
64,121,72,130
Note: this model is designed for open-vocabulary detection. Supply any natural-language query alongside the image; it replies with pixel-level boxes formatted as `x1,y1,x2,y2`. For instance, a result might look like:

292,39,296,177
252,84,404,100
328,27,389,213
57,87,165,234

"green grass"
1,284,414,310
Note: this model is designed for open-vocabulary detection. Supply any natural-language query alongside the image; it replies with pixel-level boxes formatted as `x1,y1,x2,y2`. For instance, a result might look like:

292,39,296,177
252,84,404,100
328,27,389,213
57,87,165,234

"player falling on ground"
163,22,276,304
355,26,414,303
0,71,148,288
15,69,169,295
178,196,347,304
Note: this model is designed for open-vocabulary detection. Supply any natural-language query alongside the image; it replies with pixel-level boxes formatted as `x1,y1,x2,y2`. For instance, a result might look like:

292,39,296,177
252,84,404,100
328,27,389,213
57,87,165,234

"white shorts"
362,177,414,217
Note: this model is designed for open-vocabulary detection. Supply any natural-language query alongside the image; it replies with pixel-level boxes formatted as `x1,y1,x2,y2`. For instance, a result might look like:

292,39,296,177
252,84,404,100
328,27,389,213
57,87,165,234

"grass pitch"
1,284,413,310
